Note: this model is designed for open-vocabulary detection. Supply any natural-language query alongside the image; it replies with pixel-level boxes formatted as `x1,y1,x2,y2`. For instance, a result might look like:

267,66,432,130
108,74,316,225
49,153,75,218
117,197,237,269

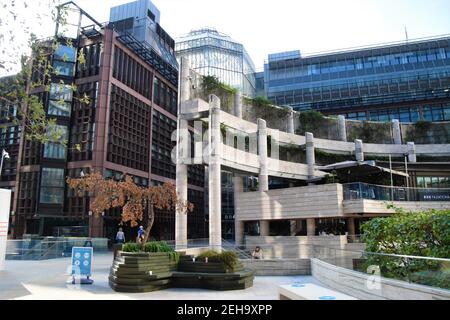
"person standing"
115,227,125,244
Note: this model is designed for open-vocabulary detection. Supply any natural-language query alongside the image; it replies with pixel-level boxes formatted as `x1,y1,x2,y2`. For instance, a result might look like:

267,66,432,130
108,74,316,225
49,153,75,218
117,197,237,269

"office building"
265,36,450,122
5,0,205,240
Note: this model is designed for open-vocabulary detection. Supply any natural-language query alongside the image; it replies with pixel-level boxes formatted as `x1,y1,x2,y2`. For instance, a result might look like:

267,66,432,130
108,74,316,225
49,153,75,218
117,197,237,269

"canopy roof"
317,161,409,178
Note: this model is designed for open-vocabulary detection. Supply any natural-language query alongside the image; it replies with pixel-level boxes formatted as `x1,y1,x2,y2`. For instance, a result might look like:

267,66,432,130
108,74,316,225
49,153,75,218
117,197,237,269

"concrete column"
355,139,364,162
233,176,244,246
258,119,269,192
338,115,347,142
209,94,222,250
392,119,402,145
306,132,315,180
306,219,316,236
260,221,270,236
347,218,356,236
0,189,12,270
408,142,417,163
175,57,190,249
234,91,242,119
287,107,295,134
290,220,298,236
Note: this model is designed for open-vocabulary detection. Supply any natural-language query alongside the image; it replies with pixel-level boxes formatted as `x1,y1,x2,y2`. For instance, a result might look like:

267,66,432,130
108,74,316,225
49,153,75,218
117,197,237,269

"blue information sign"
71,247,93,277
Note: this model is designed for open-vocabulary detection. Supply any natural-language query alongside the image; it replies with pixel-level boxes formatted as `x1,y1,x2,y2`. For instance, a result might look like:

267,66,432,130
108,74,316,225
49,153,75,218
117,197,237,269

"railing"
234,241,450,290
343,182,450,202
6,237,109,260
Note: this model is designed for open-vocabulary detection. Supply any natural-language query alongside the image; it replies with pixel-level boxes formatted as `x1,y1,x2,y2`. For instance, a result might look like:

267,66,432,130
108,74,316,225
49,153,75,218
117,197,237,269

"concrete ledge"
311,258,450,300
241,259,311,276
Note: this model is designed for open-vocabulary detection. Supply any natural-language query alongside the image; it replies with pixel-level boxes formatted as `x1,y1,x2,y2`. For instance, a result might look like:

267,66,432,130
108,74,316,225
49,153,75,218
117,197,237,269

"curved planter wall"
311,258,450,300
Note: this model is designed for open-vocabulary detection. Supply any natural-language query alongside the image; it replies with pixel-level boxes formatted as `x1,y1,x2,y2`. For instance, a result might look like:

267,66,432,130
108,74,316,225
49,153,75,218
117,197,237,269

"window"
53,60,75,77
40,168,65,204
54,45,76,62
48,83,73,117
43,125,68,159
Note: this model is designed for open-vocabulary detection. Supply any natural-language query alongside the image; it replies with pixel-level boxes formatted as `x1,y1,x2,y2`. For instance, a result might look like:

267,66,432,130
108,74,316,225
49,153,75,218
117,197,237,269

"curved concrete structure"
178,66,450,248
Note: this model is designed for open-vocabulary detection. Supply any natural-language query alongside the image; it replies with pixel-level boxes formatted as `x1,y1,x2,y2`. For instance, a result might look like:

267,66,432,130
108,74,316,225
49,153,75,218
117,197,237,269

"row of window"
113,46,153,100
416,176,450,189
269,45,450,76
153,77,177,115
352,104,450,123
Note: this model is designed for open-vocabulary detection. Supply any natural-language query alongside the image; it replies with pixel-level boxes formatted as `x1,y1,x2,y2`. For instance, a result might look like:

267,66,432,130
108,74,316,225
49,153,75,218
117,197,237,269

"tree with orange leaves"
67,172,193,244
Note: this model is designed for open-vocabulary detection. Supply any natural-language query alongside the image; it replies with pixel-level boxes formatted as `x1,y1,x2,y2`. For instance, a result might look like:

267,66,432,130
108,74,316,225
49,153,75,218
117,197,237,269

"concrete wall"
311,258,450,300
235,184,344,222
241,259,311,276
343,200,450,215
244,236,349,259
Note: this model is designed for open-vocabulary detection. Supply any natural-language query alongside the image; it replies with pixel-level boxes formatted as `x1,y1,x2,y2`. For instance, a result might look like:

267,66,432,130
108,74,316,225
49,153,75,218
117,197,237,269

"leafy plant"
361,207,450,289
122,242,140,253
196,250,239,271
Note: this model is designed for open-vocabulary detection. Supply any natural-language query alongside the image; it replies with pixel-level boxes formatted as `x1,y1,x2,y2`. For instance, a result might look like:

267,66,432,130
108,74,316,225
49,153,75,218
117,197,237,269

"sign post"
0,189,11,271
71,246,94,284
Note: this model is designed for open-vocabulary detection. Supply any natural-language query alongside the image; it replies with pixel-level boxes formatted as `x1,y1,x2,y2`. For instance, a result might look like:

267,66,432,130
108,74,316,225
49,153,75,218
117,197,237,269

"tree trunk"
143,204,155,244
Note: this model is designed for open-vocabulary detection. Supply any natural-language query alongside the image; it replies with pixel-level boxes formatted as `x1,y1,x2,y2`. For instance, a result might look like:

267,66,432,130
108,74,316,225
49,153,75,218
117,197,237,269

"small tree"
67,172,193,244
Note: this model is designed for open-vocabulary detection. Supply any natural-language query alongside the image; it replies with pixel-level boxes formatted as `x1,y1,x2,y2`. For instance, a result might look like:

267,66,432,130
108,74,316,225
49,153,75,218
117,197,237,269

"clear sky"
2,0,450,74
72,0,450,70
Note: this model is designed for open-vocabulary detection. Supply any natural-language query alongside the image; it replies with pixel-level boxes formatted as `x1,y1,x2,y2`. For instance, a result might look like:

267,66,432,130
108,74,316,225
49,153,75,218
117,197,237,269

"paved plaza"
0,253,325,300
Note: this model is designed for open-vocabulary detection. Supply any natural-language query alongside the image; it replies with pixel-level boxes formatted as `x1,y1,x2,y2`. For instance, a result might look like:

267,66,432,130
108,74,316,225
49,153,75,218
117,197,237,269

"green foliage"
122,242,141,253
361,207,450,289
298,110,325,134
325,170,339,184
143,241,174,253
348,121,389,143
244,96,273,108
196,250,239,271
315,149,353,165
122,241,180,263
202,75,237,94
415,120,432,132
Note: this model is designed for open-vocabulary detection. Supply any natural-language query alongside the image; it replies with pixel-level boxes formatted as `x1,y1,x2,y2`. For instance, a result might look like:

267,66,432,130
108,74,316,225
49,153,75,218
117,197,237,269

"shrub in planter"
122,242,140,253
196,250,239,271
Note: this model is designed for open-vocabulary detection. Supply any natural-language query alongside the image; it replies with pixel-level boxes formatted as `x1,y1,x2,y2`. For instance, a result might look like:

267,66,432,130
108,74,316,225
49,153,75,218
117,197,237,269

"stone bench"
278,283,357,300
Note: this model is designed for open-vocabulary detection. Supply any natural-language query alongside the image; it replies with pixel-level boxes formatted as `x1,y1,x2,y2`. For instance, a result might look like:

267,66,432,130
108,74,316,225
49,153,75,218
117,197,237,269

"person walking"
137,226,145,244
115,227,125,244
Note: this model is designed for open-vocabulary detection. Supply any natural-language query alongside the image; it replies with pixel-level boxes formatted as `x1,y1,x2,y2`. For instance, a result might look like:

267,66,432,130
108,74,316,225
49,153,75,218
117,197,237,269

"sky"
1,0,450,75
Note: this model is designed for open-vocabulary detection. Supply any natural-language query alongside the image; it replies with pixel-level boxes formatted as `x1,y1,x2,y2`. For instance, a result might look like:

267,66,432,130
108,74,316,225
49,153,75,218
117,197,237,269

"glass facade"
265,36,450,122
39,168,65,204
175,28,256,97
43,125,68,159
